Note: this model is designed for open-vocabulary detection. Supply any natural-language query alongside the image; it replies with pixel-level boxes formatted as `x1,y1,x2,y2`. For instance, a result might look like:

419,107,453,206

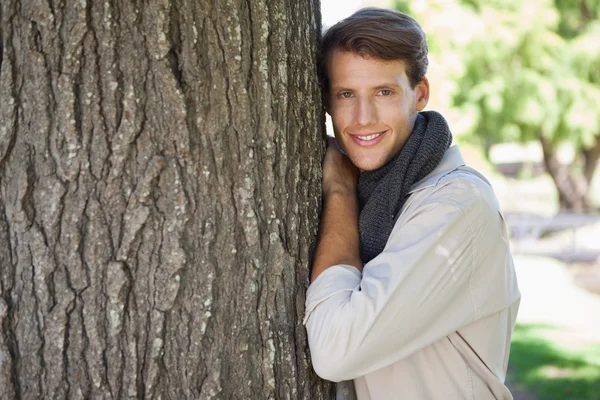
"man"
304,8,521,400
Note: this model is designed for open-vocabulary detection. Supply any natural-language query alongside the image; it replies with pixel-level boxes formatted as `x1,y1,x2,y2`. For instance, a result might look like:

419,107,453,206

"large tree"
0,0,331,398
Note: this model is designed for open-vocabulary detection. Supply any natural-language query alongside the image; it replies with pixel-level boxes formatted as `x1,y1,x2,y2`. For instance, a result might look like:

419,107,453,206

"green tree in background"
396,0,600,212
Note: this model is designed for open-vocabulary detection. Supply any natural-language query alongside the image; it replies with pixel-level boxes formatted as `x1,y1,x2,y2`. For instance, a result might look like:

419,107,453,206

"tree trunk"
582,135,600,185
0,0,331,399
539,135,596,212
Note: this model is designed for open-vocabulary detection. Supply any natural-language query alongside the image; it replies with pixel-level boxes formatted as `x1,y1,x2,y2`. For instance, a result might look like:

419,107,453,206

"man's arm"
311,143,362,282
304,168,521,383
306,198,478,381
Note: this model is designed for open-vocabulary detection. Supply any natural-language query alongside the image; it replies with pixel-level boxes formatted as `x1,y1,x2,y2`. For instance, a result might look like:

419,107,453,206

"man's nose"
354,97,377,127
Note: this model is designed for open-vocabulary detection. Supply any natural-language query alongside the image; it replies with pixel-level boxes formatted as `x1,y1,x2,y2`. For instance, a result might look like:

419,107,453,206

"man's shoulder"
405,165,502,221
429,166,496,202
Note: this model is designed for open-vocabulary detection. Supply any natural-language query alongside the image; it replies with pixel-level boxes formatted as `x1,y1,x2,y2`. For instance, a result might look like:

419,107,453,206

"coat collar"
408,145,466,194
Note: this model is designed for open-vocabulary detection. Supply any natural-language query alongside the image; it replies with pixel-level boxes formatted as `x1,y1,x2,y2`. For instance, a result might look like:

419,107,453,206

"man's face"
327,50,429,171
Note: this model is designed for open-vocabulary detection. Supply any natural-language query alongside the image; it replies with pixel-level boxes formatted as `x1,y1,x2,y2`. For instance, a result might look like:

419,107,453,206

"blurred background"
321,0,600,398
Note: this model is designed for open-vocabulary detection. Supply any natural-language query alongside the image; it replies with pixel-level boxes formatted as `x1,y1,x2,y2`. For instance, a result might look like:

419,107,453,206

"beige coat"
304,146,521,399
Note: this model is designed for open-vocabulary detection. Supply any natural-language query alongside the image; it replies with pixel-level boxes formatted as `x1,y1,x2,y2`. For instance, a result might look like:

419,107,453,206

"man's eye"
379,89,392,96
340,92,353,99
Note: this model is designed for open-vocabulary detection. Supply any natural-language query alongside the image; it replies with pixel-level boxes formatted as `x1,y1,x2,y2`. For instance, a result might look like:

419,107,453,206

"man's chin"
348,155,386,173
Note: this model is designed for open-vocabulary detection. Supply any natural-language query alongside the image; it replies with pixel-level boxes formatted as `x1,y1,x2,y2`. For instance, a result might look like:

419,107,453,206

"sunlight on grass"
509,323,600,399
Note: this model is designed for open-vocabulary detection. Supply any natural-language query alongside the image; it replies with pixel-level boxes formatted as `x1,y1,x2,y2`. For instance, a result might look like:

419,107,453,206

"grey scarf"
357,111,453,263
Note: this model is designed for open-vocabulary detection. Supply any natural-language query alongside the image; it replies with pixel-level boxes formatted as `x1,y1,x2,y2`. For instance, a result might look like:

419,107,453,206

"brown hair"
318,8,428,98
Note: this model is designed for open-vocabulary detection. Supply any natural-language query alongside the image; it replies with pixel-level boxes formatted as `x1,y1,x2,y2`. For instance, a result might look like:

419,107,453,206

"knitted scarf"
357,111,453,263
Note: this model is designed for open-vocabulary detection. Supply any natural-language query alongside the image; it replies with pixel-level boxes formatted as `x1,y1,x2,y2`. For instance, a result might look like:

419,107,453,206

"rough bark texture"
0,0,331,398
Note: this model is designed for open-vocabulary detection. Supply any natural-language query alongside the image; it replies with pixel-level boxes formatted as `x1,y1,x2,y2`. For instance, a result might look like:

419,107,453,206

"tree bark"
539,135,596,212
0,0,331,398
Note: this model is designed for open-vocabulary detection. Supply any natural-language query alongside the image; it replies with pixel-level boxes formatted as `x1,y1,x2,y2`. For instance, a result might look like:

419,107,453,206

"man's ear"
415,76,430,111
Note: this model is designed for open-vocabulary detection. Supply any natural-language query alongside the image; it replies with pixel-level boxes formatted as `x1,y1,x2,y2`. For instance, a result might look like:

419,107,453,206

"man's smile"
350,130,388,146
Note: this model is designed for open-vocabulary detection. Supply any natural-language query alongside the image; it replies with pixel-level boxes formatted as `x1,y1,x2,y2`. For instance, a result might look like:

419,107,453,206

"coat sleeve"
304,197,481,382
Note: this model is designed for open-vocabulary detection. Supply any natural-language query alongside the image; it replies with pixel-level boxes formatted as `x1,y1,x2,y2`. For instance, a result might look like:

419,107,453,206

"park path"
513,255,600,348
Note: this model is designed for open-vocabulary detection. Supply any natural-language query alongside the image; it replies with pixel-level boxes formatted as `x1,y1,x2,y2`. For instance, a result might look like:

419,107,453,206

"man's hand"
311,139,362,282
322,138,359,197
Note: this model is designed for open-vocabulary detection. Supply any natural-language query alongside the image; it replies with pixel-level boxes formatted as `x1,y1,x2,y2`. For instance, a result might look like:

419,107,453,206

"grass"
508,323,600,399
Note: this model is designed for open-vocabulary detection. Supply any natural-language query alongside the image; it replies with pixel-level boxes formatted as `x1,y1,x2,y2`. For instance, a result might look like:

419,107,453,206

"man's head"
319,8,430,171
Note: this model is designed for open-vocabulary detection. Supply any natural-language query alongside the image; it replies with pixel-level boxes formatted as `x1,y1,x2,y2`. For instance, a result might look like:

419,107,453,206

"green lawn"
508,323,600,399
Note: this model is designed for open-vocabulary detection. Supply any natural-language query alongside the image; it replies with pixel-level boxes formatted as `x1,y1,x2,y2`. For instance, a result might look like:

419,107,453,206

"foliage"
508,323,600,399
554,0,600,38
395,0,600,210
394,0,600,149
454,0,600,150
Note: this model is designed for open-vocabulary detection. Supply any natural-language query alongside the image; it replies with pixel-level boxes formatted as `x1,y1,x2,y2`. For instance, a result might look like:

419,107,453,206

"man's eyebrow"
373,82,402,90
331,83,402,92
330,86,353,92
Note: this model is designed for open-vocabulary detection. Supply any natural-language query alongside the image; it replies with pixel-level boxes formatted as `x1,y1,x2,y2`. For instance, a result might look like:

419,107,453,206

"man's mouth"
351,130,387,146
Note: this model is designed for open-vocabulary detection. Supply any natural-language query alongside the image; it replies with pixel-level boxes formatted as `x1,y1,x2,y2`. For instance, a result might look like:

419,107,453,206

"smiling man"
304,8,521,400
